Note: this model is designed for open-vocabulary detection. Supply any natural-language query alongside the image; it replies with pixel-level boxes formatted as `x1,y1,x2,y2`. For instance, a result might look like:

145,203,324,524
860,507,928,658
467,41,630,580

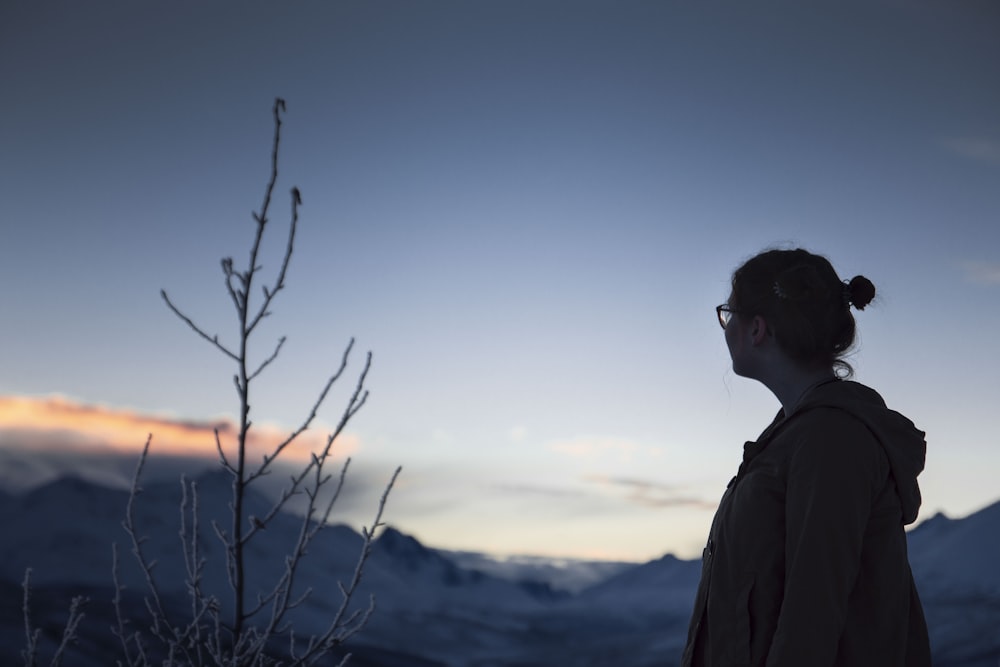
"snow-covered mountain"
438,550,635,595
908,501,1000,596
904,500,1000,666
1,475,998,666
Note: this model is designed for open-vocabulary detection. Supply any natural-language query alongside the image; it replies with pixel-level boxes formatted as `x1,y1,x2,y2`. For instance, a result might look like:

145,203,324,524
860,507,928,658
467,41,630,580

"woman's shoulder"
787,405,881,443
771,405,886,468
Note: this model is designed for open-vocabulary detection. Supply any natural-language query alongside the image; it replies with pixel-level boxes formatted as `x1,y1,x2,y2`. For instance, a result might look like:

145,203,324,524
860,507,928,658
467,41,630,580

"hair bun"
846,275,876,310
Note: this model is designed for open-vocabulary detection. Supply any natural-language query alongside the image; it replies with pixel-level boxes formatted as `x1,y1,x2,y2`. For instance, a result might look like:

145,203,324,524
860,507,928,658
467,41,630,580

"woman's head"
727,248,875,377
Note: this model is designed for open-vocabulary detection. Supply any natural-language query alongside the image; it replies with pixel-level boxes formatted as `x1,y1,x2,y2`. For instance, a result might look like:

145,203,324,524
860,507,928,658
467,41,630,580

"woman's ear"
750,315,770,346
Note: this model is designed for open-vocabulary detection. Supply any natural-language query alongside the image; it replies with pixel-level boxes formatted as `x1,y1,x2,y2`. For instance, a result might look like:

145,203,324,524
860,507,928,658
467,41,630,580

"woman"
681,248,931,667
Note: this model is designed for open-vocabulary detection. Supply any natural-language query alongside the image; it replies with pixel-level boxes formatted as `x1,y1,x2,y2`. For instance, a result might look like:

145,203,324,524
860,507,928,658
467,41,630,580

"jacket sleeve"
765,411,887,666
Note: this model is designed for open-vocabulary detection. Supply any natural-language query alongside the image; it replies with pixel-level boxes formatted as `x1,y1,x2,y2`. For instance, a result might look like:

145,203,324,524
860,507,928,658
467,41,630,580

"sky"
1,1,998,562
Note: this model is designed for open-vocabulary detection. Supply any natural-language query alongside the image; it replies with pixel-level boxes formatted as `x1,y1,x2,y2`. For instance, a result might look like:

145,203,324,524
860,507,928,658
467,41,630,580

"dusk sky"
2,1,998,561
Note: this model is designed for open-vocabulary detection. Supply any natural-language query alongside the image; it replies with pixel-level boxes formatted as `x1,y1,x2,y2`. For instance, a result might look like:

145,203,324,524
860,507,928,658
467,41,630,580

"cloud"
0,395,391,531
548,436,644,461
491,482,589,500
0,395,360,485
960,260,1000,286
484,480,619,520
484,475,716,517
584,474,717,510
940,137,1000,164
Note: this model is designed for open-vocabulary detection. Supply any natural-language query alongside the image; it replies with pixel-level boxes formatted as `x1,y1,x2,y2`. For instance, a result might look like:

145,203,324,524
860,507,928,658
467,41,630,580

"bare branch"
49,595,87,667
161,289,239,362
256,97,285,233
214,428,235,473
246,185,299,336
119,435,200,663
110,544,137,667
245,460,344,648
246,338,359,484
177,476,211,662
221,257,245,314
318,457,352,526
291,466,401,666
248,335,286,382
239,97,286,347
23,568,89,667
21,568,40,666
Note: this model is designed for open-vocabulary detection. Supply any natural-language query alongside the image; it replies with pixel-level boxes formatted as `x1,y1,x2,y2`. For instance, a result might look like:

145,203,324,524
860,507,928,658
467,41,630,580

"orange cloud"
0,395,358,464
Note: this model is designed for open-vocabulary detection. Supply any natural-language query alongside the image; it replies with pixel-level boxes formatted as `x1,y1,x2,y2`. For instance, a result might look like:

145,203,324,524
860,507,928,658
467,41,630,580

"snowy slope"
573,553,701,614
908,500,1000,596
0,476,133,586
906,501,1000,666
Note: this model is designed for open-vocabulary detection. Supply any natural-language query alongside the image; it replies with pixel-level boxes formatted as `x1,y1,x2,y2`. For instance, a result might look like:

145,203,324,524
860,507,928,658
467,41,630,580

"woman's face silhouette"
724,293,768,380
723,295,747,376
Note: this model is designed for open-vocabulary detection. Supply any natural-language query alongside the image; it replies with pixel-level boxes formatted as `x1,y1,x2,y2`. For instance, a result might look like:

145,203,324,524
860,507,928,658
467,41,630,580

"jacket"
680,379,931,667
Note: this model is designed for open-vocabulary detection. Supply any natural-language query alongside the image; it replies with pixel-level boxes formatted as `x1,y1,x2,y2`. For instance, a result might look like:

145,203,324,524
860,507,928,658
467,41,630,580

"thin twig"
178,477,210,664
120,435,199,664
22,568,88,667
161,290,240,362
111,544,139,667
246,186,299,337
248,340,363,486
49,595,87,667
21,568,40,667
214,428,236,473
248,335,286,382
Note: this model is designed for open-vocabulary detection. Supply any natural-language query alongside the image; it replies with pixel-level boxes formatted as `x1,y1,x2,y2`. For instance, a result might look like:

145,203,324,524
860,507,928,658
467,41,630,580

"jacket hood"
794,380,927,524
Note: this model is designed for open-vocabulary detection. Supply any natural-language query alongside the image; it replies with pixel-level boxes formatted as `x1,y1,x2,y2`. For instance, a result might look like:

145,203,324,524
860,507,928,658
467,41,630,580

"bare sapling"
109,98,400,666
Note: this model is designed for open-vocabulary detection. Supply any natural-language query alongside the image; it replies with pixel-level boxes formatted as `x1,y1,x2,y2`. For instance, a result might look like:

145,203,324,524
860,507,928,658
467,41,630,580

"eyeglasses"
716,304,736,330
